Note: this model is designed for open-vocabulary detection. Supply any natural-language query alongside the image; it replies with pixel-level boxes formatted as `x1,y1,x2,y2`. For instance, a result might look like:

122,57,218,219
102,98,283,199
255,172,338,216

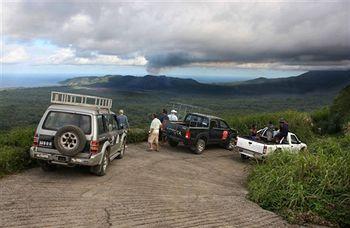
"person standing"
159,109,169,143
168,110,178,121
116,109,129,130
266,121,274,142
148,113,162,151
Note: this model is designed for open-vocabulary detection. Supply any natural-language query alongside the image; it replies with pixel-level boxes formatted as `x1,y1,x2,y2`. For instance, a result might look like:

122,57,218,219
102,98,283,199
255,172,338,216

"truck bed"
239,136,278,145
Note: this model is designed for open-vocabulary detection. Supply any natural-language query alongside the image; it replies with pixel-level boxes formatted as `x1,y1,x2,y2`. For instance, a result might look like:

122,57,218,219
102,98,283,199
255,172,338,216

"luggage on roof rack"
51,91,112,110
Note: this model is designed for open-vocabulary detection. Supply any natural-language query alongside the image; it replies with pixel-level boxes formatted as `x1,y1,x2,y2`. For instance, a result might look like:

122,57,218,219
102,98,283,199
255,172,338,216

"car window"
185,115,209,127
97,115,108,135
104,114,118,131
291,135,299,144
210,120,218,128
218,120,229,129
43,111,91,134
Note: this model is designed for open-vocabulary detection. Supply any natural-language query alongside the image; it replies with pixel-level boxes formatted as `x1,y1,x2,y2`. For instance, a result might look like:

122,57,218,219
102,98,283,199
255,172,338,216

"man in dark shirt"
275,118,288,142
159,109,169,142
117,109,129,130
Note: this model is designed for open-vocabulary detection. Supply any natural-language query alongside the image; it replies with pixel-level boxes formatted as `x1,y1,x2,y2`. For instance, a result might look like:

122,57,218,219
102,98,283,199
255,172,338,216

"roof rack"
51,91,112,110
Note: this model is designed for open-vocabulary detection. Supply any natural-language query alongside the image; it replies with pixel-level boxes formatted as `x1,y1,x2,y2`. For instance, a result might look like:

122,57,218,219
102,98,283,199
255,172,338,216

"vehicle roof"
189,112,223,120
47,104,114,115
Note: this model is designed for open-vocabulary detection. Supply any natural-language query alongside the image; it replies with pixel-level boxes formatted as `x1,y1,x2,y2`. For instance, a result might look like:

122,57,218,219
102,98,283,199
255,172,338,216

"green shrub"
127,128,148,143
0,126,36,177
247,136,350,226
224,110,315,143
0,146,33,176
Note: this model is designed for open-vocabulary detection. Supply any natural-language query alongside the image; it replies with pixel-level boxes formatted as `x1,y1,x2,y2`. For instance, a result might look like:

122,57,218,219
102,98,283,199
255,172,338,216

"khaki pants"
148,132,159,144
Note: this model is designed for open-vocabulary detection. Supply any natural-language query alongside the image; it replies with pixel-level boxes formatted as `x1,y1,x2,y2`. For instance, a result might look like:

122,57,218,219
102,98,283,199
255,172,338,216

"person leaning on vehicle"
117,109,129,130
148,113,162,151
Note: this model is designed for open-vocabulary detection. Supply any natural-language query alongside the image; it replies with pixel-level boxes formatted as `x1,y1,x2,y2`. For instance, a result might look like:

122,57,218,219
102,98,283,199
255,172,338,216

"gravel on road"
0,143,291,227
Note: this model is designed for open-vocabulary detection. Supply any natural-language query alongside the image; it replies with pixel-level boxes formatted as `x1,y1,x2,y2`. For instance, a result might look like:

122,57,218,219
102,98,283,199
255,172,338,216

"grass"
247,136,350,227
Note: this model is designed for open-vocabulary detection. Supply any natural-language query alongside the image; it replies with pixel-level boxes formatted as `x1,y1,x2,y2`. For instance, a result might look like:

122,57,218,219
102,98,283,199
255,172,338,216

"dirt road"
0,143,290,227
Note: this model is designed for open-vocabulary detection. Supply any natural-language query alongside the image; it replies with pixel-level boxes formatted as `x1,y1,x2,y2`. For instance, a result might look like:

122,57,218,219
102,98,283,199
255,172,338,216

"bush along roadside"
0,126,148,177
247,135,350,227
0,126,37,177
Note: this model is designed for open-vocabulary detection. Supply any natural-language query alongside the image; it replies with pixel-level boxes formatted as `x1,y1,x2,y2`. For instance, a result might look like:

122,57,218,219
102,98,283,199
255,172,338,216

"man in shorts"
148,113,162,151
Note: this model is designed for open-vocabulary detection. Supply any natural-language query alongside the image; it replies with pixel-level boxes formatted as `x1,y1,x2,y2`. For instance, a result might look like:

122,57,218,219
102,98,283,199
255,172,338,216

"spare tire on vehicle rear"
54,125,86,156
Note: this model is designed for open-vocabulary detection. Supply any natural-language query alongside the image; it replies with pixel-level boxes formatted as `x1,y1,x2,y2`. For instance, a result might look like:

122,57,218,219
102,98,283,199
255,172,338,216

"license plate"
57,156,67,162
39,140,53,148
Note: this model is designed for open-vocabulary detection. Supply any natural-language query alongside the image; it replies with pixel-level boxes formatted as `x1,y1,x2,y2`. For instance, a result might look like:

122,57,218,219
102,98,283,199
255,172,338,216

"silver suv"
30,92,127,176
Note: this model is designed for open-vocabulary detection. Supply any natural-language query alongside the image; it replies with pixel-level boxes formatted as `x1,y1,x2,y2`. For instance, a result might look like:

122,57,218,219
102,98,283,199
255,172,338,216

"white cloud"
1,43,30,64
2,1,350,71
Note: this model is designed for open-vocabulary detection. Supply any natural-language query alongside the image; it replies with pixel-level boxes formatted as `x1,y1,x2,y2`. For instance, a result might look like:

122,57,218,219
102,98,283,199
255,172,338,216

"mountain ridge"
61,70,350,95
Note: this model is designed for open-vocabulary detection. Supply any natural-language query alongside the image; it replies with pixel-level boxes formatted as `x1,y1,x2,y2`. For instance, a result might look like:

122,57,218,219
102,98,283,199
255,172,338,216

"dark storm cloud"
3,0,350,71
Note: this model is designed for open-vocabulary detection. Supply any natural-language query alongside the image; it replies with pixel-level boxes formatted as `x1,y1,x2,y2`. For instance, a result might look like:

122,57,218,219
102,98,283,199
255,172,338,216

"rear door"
290,134,302,152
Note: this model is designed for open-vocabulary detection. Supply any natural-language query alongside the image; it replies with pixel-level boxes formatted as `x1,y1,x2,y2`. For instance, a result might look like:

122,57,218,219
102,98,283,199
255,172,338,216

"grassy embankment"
243,86,350,227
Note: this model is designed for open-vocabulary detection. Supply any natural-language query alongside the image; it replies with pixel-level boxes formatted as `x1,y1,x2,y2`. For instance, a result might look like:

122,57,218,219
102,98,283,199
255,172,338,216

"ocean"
0,74,75,89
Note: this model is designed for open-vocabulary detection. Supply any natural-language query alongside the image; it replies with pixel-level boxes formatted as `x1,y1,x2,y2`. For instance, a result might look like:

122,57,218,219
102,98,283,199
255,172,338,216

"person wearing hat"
168,110,178,121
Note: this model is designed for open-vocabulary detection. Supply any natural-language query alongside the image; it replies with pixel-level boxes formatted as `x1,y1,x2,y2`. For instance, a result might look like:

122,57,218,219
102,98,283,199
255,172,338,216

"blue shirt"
117,114,129,129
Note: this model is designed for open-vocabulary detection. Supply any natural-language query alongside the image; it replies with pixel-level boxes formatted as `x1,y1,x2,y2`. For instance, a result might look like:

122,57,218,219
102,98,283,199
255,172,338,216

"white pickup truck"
236,127,307,159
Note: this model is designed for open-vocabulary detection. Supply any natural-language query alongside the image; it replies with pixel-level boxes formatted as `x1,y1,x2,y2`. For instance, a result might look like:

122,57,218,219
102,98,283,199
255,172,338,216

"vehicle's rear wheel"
90,150,109,176
54,125,86,156
240,154,249,160
40,161,56,172
192,139,206,154
116,139,126,159
168,139,179,147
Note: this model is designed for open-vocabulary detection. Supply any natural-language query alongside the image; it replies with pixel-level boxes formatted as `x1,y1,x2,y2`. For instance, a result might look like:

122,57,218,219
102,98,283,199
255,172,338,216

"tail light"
222,130,228,140
263,145,267,154
90,140,99,154
185,130,191,139
32,129,38,147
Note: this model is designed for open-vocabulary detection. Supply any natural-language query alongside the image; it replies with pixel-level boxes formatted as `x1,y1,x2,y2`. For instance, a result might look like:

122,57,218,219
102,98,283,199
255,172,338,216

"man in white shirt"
148,113,162,151
168,110,178,121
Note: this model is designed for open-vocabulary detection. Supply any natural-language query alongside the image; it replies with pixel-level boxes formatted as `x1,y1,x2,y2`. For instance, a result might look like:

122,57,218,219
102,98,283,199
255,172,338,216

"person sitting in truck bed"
250,124,258,140
275,119,289,142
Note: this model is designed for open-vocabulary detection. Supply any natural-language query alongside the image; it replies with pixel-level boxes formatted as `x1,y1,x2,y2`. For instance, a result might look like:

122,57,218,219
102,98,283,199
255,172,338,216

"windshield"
43,111,92,134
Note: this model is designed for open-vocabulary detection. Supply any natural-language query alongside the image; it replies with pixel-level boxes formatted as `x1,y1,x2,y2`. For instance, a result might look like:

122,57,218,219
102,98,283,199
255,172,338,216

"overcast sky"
1,0,350,79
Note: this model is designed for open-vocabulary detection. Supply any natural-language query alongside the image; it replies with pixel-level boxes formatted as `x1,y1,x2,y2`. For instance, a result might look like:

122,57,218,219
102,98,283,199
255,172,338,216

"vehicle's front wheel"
225,137,236,151
192,139,206,154
168,139,179,147
40,161,56,172
90,151,109,176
